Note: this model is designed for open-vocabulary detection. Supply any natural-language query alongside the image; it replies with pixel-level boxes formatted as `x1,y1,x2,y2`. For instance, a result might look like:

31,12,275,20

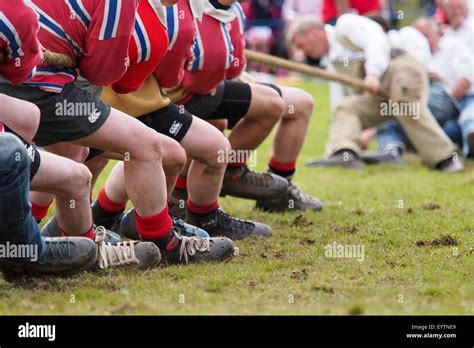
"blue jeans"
0,133,44,261
378,83,463,151
458,95,474,157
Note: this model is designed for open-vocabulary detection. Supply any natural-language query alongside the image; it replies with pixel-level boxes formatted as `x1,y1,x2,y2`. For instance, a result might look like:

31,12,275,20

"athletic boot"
40,215,123,243
91,200,124,231
95,227,161,269
0,237,97,280
221,166,289,200
149,228,237,265
119,209,210,240
307,150,363,170
186,208,272,241
168,189,188,220
255,184,323,212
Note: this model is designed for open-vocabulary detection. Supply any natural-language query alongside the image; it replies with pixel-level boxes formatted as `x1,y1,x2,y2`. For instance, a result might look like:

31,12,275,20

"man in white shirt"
443,0,474,155
371,17,474,161
287,14,462,171
443,0,474,52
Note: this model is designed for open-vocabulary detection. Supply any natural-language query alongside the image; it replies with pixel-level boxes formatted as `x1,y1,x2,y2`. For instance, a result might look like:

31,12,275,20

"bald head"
442,0,469,29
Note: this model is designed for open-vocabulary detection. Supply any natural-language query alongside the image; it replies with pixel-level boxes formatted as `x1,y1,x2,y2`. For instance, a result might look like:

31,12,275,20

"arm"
451,78,472,101
336,14,391,78
0,2,42,84
79,0,139,86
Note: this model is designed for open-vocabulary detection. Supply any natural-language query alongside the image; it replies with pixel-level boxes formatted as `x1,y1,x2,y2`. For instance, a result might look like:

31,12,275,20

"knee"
138,131,163,162
167,143,187,172
208,136,231,169
67,163,92,199
267,91,286,121
334,97,357,117
293,90,314,121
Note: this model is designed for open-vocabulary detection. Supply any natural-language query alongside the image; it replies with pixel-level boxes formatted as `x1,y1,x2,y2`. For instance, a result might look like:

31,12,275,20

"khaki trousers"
327,54,457,167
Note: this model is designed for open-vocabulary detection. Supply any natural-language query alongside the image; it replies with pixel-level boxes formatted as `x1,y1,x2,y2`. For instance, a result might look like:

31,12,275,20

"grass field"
1,80,473,315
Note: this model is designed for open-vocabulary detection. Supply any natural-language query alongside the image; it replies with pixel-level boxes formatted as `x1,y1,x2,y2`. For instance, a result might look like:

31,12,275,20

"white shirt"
388,27,431,66
443,16,474,53
429,35,474,96
324,14,391,78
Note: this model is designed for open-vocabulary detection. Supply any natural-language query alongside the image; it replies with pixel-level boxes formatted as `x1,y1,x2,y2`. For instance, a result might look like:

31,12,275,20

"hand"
364,74,381,95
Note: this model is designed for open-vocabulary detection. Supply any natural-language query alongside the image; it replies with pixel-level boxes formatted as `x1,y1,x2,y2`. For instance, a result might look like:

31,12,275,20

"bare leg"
31,151,92,234
228,84,284,151
86,155,110,192
72,108,168,217
180,117,230,205
30,144,90,209
272,86,314,163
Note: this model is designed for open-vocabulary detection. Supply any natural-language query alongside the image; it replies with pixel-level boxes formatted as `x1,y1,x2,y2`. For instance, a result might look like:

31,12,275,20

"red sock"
187,199,219,216
268,156,296,179
175,176,187,191
134,207,173,240
61,224,95,240
31,200,53,223
97,188,126,214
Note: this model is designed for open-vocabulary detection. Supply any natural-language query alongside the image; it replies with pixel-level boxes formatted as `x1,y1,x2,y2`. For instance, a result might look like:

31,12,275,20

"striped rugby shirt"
155,1,246,102
111,0,168,94
0,0,42,85
24,0,139,93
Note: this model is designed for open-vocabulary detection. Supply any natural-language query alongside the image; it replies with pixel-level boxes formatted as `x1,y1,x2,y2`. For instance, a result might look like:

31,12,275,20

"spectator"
442,0,474,50
287,14,461,172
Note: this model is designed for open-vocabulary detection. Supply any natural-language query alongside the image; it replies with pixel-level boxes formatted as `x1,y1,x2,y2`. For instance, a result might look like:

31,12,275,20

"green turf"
1,80,473,315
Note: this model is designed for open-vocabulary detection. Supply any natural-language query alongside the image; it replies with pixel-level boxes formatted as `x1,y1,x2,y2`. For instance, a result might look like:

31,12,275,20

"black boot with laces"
186,208,272,241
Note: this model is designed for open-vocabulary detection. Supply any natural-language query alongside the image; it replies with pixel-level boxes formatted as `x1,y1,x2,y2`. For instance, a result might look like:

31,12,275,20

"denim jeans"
377,82,463,150
0,133,43,261
458,95,474,157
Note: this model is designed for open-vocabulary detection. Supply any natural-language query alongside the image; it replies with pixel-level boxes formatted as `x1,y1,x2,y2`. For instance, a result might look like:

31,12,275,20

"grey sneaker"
0,237,97,279
255,184,323,212
41,216,123,243
95,227,161,269
151,228,237,265
187,208,272,240
361,144,404,165
307,150,363,170
221,166,289,200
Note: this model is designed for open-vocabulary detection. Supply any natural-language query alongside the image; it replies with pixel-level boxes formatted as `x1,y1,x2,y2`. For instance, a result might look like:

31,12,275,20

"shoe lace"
240,167,273,188
43,239,73,261
215,209,254,232
178,236,210,264
289,185,314,204
95,226,139,269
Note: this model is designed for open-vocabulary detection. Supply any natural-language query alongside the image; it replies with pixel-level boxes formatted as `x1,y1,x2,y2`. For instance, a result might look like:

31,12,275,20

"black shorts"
137,103,193,142
0,83,111,147
183,80,251,128
4,126,41,181
86,103,193,162
183,81,282,129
